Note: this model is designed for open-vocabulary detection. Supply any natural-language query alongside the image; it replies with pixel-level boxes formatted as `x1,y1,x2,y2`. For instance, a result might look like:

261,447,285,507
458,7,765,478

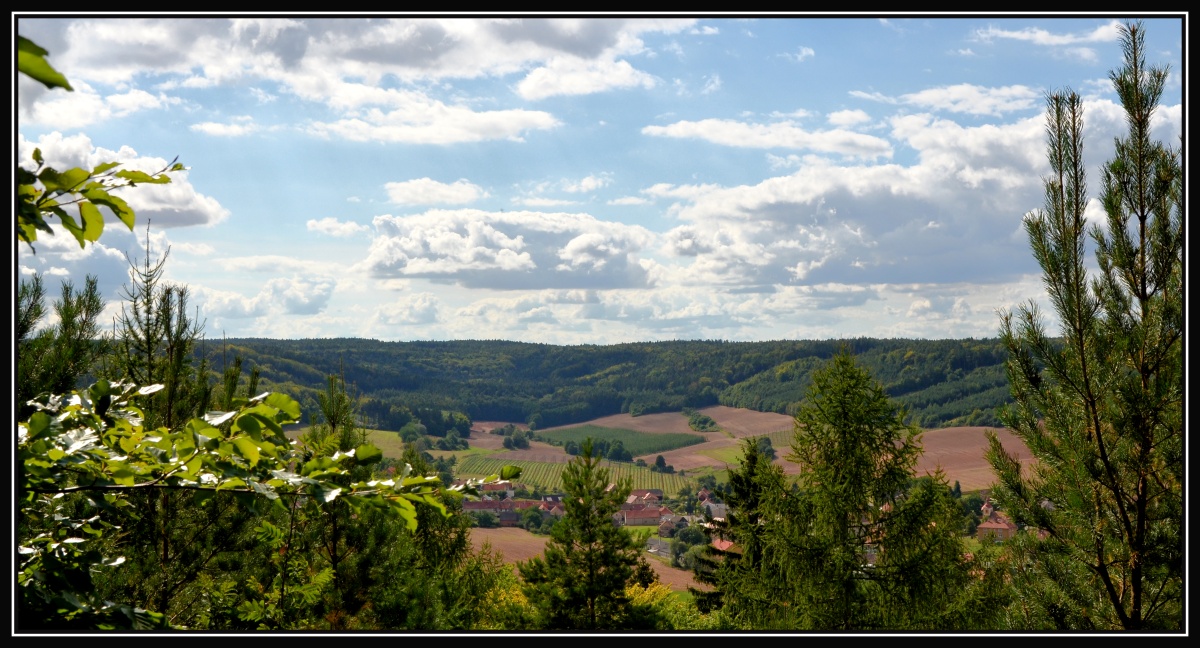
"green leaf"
251,481,278,500
318,486,342,503
500,465,524,481
81,188,135,229
232,437,261,467
17,37,74,91
263,393,301,420
39,166,90,193
78,201,104,242
115,169,171,184
236,413,262,440
354,443,383,466
92,161,121,174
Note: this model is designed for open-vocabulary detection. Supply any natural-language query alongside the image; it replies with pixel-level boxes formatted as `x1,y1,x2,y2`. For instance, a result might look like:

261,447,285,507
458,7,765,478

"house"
657,515,689,538
620,507,665,526
481,481,515,499
497,510,522,527
630,488,663,502
711,538,736,553
657,519,676,537
976,513,1018,542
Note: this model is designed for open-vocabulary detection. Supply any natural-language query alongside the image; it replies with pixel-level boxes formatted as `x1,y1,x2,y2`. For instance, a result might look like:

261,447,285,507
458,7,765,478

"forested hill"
215,337,1012,430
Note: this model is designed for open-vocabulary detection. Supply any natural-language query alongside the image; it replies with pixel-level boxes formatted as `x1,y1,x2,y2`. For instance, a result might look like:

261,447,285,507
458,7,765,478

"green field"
457,456,693,493
698,445,744,465
538,425,704,456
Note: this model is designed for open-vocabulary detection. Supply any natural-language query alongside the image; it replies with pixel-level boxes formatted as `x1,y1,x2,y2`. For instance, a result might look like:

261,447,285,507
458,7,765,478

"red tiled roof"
711,538,735,552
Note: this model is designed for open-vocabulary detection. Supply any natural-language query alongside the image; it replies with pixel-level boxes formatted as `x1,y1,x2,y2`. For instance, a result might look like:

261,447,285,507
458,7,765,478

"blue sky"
15,14,1186,344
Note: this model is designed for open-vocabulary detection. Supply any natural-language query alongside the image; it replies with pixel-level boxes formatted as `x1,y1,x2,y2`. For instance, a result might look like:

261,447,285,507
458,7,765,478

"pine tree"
518,438,658,629
16,273,106,416
986,21,1183,631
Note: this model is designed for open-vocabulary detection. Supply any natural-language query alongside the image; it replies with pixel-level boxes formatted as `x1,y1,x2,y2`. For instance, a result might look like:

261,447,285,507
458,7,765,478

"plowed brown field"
469,527,702,592
470,407,1032,493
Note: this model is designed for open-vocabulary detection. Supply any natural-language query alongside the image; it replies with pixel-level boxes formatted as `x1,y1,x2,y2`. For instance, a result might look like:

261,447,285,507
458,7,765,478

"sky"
14,13,1186,345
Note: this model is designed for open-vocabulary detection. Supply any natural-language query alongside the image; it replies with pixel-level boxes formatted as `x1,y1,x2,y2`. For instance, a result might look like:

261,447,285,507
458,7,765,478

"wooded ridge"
215,336,1011,430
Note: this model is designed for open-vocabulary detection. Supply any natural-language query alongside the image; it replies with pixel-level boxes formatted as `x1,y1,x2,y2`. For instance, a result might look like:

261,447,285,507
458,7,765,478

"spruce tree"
986,20,1183,631
518,438,658,629
699,350,982,630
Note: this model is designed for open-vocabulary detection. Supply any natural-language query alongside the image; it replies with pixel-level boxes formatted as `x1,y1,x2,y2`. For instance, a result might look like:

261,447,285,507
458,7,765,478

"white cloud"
562,174,612,193
19,80,181,130
516,197,577,207
973,20,1122,46
782,46,815,63
385,178,489,205
643,118,892,159
608,196,650,206
375,292,440,325
363,209,656,290
194,274,336,318
18,132,230,229
517,57,657,100
901,84,1040,116
190,117,259,136
827,109,871,127
307,95,561,144
307,217,369,237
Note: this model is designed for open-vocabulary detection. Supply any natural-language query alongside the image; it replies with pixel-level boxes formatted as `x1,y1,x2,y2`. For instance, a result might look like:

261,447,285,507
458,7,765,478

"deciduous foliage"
16,36,523,631
518,438,658,630
17,37,183,251
986,21,1183,631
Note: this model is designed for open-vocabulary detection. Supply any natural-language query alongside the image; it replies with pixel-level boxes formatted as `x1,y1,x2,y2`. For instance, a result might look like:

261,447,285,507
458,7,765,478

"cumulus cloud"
852,83,1040,116
517,57,657,100
362,209,656,290
265,273,336,314
827,109,871,127
375,292,441,326
18,80,181,130
307,96,560,144
562,174,613,193
901,84,1040,116
18,132,230,229
307,217,369,237
608,196,650,206
642,118,892,159
385,178,489,205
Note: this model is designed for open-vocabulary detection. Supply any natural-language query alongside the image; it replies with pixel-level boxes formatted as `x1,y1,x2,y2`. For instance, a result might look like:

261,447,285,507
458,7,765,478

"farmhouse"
614,505,673,527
